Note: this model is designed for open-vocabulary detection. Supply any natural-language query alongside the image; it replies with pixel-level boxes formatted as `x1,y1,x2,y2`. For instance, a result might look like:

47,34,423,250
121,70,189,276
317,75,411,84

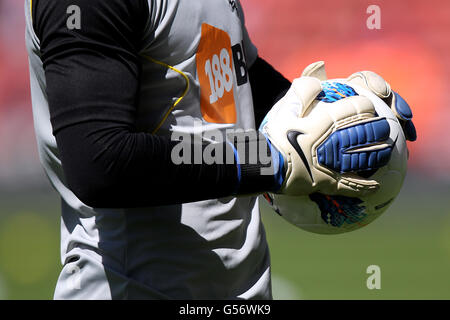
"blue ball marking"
316,82,359,103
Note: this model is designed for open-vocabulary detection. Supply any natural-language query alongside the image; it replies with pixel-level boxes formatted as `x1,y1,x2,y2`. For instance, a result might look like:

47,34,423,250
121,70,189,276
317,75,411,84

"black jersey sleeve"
32,0,279,208
249,57,292,127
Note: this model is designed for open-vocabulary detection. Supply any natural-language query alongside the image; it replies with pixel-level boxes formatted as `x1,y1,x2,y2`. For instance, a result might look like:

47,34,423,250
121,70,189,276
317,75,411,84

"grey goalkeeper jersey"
25,0,272,299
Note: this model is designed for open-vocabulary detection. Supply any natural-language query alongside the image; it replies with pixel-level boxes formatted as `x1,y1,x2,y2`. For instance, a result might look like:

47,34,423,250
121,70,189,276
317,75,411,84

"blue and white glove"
345,70,417,142
260,62,409,197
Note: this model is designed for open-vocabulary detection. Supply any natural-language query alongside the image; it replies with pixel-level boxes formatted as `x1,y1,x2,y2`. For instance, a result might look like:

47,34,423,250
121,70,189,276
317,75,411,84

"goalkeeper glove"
261,62,397,197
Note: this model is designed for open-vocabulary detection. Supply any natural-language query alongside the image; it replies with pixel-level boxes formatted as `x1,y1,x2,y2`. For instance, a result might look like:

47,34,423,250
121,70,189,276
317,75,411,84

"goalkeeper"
25,0,413,299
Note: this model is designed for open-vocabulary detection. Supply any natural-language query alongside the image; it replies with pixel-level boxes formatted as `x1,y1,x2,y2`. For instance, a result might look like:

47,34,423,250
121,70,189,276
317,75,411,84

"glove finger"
346,71,391,100
291,77,324,117
315,173,380,197
316,118,392,174
392,91,413,121
337,174,380,197
301,61,328,81
390,91,416,141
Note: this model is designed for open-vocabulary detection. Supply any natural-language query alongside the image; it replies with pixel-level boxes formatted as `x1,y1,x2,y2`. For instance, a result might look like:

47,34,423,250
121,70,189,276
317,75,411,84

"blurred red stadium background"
0,0,449,189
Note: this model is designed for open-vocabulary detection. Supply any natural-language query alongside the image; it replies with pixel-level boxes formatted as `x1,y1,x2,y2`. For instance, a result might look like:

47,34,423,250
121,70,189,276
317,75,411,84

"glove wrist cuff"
227,131,286,195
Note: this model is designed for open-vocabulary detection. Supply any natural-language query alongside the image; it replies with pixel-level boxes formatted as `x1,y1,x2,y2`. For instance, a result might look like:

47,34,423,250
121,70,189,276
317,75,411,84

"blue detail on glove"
393,91,417,142
393,91,413,120
317,119,393,173
316,82,359,103
309,193,367,227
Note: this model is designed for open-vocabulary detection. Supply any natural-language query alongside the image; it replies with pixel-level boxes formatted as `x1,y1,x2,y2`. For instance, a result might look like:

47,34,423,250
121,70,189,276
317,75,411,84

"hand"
341,69,416,142
260,62,397,197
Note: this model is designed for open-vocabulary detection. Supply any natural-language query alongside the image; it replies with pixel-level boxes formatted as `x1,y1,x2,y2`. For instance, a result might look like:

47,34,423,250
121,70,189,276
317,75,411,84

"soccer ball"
262,80,409,234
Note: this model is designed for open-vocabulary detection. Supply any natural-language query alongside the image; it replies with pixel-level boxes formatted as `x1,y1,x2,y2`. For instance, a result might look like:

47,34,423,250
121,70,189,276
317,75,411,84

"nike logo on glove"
287,130,314,182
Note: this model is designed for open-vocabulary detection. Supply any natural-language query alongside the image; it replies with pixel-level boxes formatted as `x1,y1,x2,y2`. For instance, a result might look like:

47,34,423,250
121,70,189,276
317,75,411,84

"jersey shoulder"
31,0,151,56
